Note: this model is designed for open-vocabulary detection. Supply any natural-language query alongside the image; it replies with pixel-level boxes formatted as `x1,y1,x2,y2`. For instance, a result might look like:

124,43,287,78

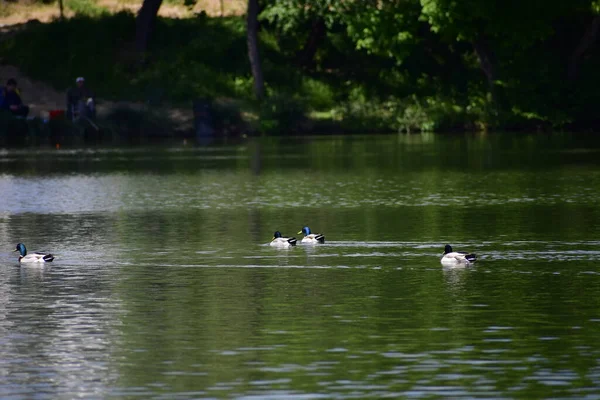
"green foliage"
333,90,469,133
258,94,307,135
2,0,600,134
65,0,109,16
300,77,335,110
260,0,331,32
0,12,134,95
0,12,252,103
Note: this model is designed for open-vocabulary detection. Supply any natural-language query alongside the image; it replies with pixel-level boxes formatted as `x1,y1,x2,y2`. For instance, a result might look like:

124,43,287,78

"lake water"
1,133,600,399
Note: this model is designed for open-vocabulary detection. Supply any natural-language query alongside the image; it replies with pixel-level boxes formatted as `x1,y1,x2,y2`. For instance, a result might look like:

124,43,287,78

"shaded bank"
0,9,599,134
0,100,252,147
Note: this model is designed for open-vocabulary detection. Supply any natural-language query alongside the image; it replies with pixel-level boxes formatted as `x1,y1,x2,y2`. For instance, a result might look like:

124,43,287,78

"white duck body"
441,245,476,267
15,243,54,263
298,227,325,244
270,232,297,248
20,253,55,263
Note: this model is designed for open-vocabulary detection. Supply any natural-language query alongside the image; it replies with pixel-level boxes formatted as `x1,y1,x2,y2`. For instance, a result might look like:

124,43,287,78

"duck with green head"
270,231,297,247
15,243,54,263
298,226,325,244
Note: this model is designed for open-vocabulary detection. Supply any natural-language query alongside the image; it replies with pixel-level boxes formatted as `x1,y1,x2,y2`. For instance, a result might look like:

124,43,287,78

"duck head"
298,226,311,235
444,244,453,254
273,231,283,240
15,243,27,256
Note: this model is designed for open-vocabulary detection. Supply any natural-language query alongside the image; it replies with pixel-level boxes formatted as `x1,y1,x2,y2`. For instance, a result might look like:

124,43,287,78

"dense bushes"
1,3,599,135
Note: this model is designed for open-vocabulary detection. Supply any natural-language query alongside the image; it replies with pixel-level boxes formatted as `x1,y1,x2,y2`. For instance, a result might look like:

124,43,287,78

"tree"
58,0,64,20
420,0,598,102
259,0,600,128
568,14,600,82
261,0,422,67
296,17,325,67
135,0,164,55
247,0,265,99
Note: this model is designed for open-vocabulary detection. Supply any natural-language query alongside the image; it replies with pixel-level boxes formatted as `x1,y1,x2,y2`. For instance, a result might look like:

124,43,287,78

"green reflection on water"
1,133,600,398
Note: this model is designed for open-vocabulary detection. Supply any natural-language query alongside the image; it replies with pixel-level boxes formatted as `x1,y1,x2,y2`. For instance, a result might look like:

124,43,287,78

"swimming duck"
441,244,476,267
14,243,54,263
270,231,297,247
298,226,325,244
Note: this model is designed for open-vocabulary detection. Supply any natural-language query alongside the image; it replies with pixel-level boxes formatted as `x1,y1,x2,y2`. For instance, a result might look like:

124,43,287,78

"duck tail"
315,234,325,244
465,253,477,263
288,237,297,246
43,254,55,262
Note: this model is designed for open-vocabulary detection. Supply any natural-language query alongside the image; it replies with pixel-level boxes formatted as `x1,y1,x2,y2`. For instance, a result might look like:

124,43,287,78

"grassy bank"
1,8,598,137
0,11,487,136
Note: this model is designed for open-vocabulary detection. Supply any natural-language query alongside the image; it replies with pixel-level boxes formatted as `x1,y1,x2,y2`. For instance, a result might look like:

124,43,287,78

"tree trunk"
568,15,600,82
135,0,163,55
472,35,497,100
297,18,326,68
472,33,508,122
247,0,265,100
58,0,64,20
220,0,224,16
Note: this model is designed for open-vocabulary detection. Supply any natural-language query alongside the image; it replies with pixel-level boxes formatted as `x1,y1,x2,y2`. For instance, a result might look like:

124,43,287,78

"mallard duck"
298,226,325,244
441,244,476,267
14,243,54,263
270,231,297,247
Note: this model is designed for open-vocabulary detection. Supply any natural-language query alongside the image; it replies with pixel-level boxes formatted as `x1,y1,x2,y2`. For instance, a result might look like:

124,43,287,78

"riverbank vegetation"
0,0,599,136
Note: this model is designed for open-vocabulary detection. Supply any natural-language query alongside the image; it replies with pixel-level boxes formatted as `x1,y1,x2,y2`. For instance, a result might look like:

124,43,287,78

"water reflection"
1,133,600,398
0,259,122,398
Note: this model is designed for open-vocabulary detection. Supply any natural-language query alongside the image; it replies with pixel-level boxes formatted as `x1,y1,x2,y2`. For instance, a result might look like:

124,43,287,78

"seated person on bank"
1,78,29,117
66,77,95,120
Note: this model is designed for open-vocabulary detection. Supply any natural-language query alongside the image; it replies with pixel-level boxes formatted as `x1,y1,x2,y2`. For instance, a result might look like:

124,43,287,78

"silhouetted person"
1,78,29,117
67,76,95,120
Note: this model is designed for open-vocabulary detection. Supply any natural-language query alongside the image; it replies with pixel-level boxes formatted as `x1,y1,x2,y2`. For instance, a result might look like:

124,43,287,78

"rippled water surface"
2,133,600,399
